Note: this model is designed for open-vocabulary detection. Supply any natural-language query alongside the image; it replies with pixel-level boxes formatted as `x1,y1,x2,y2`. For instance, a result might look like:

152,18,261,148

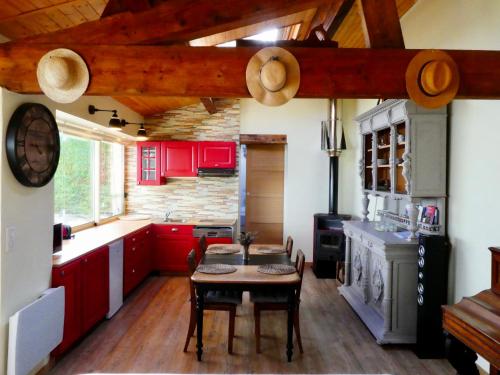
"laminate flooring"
49,267,455,374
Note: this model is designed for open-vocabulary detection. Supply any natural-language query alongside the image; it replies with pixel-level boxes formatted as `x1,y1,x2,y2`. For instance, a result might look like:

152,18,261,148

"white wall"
240,99,330,260
0,89,142,373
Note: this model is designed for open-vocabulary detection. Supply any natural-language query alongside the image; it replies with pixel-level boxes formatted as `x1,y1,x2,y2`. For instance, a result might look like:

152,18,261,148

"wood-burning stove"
313,100,351,278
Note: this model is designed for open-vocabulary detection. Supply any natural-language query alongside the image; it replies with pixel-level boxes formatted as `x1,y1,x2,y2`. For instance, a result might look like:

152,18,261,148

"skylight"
216,28,279,47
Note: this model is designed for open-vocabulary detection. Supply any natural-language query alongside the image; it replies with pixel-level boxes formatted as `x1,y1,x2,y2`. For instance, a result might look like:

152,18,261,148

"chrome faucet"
165,209,173,221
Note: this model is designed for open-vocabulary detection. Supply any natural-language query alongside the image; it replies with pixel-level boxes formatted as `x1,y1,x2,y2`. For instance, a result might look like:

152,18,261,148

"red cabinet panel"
137,142,165,185
153,224,194,272
52,259,82,355
81,246,109,333
198,141,236,169
161,141,198,177
124,226,153,296
206,237,233,246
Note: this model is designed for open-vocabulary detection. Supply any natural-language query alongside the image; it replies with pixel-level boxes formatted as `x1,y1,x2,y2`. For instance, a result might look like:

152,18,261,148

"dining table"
191,250,300,361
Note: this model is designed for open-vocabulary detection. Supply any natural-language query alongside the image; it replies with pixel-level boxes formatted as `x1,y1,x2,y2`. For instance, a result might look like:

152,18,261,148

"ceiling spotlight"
137,123,147,137
88,105,123,130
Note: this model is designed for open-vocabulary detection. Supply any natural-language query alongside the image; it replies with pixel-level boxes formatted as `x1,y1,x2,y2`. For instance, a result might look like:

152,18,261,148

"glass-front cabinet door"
137,142,165,185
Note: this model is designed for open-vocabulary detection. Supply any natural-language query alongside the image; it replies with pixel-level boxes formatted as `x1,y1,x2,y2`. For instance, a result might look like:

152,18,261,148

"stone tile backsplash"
125,99,240,220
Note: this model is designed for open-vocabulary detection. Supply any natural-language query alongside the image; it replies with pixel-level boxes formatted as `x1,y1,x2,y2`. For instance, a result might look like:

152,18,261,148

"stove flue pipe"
321,99,346,216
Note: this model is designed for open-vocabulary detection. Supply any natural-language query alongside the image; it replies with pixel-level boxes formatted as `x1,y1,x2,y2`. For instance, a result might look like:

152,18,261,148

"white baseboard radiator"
7,287,64,375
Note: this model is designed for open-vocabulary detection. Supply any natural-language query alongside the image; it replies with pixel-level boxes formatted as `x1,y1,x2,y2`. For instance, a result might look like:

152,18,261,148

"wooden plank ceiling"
0,0,417,117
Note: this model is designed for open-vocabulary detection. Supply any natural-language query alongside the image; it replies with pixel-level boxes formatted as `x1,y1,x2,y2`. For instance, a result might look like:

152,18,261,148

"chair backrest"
295,249,305,299
199,235,207,257
286,235,293,258
187,249,197,302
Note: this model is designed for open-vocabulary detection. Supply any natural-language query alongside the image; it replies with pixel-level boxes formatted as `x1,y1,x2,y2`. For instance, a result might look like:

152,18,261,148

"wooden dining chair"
250,249,305,354
183,249,242,354
285,235,293,258
199,235,207,257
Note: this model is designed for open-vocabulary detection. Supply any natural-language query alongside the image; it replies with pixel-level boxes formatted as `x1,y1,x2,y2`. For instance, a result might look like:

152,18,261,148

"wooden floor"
49,267,454,374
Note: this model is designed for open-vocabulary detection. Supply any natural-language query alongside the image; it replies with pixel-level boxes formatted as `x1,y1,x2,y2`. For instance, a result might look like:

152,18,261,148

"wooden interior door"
245,144,285,244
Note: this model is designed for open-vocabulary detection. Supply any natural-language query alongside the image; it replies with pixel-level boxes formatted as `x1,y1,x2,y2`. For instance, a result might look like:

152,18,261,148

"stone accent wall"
125,99,240,220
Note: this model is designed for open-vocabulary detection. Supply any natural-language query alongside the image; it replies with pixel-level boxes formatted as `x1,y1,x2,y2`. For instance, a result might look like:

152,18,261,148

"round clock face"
6,103,60,187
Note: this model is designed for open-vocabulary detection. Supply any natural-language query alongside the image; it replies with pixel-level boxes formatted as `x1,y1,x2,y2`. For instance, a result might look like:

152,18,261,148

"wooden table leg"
286,288,295,362
445,333,479,375
196,287,204,361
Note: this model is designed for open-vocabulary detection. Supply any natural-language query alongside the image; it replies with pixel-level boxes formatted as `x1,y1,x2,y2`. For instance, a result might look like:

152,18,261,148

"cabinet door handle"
146,231,150,235
84,258,88,263
132,269,136,273
132,247,136,252
171,228,179,232
132,237,136,242
61,270,65,276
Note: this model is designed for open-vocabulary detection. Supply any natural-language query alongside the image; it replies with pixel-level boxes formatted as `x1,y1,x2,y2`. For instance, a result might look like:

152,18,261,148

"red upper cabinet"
161,141,198,177
198,141,236,169
137,142,165,185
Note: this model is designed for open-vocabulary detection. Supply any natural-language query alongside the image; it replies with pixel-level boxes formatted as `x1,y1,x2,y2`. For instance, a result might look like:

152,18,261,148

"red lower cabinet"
153,224,194,272
81,247,109,333
51,259,82,355
51,245,109,356
124,226,153,296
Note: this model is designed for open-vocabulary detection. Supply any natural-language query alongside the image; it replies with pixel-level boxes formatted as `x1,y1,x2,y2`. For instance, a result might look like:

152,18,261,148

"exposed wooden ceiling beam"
200,98,218,114
357,0,405,48
102,0,153,17
1,44,500,99
302,0,354,40
14,0,328,45
324,0,355,40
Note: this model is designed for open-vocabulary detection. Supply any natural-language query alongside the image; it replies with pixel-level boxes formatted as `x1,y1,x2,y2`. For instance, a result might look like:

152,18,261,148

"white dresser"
339,221,418,344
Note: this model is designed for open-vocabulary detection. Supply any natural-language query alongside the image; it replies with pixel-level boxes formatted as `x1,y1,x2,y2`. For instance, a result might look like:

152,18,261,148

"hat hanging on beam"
405,49,460,109
36,48,90,104
246,47,300,107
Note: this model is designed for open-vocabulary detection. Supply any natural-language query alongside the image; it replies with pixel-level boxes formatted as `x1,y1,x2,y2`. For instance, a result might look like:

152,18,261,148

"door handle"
171,228,179,232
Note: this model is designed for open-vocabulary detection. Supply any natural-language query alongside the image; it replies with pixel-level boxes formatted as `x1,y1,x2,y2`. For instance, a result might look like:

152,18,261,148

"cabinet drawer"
154,224,193,236
124,226,151,247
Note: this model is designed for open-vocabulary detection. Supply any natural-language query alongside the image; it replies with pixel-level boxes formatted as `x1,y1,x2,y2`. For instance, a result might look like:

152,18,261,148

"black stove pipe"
329,155,339,216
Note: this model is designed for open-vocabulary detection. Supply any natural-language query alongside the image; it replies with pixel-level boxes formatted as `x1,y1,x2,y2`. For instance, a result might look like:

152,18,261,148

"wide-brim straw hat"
405,49,460,109
37,48,90,104
246,47,300,107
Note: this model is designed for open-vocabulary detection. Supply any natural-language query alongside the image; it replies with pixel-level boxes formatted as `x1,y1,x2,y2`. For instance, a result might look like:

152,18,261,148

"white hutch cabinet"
339,99,448,344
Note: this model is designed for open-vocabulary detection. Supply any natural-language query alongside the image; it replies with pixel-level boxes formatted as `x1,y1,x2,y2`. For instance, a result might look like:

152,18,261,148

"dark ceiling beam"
1,44,500,99
357,0,405,48
13,0,329,45
302,0,354,40
101,0,153,17
324,0,355,40
200,98,217,114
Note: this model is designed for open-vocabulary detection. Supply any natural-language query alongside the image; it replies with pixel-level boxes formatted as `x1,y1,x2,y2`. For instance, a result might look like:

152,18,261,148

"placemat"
206,247,241,255
257,264,296,275
256,248,286,254
196,264,237,274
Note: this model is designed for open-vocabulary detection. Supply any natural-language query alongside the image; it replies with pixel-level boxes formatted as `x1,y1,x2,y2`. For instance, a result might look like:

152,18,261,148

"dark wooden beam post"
357,0,405,48
200,98,217,114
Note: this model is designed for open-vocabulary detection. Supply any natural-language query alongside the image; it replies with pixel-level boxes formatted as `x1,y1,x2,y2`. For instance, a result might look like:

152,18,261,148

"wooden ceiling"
0,0,418,117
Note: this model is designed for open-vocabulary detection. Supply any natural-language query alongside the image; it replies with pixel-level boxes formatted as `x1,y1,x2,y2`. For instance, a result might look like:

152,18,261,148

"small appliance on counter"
53,223,62,253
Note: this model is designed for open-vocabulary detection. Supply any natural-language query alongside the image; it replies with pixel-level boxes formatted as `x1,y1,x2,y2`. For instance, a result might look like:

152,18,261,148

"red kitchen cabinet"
51,259,82,355
81,246,109,333
198,141,236,169
205,237,233,246
153,224,194,272
137,142,165,185
124,226,153,296
161,141,198,177
51,245,109,355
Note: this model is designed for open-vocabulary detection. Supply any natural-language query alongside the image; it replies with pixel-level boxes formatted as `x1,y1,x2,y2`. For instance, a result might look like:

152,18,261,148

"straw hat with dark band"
405,49,460,109
37,48,90,104
246,47,300,106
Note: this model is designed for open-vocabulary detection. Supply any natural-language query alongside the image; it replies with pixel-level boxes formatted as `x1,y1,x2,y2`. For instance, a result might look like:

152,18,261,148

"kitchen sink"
164,218,188,223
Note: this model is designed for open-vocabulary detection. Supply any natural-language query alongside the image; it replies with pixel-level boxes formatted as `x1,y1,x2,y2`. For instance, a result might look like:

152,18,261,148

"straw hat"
37,48,90,104
405,49,460,109
246,47,300,106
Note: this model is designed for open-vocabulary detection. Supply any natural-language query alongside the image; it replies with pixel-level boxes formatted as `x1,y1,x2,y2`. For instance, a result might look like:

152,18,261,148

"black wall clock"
6,103,60,187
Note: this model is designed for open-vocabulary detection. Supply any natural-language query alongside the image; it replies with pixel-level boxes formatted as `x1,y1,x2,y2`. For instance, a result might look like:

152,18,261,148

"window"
54,133,124,227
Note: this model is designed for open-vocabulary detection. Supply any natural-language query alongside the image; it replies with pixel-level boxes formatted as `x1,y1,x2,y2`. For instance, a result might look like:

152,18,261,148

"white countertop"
52,217,237,266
